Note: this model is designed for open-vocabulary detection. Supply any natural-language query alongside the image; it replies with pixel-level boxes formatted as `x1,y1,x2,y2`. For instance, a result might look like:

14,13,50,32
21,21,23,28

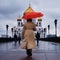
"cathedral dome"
38,17,42,21
24,5,35,15
17,15,22,21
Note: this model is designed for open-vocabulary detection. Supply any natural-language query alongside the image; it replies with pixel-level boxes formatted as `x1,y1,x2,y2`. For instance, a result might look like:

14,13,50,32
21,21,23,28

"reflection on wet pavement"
0,41,60,52
21,56,35,60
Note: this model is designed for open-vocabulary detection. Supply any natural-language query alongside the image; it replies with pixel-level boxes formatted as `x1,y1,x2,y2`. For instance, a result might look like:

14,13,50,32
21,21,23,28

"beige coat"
21,22,36,49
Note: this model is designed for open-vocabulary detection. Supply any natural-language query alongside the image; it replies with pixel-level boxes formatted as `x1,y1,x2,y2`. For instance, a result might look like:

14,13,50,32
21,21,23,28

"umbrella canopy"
22,12,44,19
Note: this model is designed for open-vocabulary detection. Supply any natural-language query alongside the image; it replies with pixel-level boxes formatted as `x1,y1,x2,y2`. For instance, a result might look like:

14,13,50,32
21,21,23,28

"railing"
0,37,60,43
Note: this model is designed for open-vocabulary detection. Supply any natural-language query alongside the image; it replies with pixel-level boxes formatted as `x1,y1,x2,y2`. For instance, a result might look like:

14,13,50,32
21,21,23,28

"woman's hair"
27,19,32,22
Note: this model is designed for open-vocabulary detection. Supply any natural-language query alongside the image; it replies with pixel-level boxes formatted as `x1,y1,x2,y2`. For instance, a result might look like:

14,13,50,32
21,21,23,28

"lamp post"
48,25,50,35
11,28,13,37
6,25,9,38
44,28,46,38
54,19,57,36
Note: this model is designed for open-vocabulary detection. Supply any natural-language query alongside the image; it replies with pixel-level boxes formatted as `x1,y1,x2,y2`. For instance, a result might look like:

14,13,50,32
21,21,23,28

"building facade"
12,5,47,38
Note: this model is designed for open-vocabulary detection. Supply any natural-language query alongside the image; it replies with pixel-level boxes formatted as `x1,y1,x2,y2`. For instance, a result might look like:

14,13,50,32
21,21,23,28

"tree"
48,25,50,35
6,25,9,37
54,19,57,36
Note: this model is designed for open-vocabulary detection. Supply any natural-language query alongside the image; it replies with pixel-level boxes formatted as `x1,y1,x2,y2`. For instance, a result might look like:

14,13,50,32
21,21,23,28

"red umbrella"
22,12,44,19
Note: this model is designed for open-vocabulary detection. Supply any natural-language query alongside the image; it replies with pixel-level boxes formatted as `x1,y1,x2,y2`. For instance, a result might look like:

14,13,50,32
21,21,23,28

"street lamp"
54,19,57,36
6,24,9,38
11,28,13,37
48,25,50,35
44,28,46,38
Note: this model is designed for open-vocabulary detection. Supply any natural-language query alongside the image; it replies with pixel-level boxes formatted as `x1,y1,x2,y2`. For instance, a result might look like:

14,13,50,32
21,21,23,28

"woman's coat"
21,22,36,49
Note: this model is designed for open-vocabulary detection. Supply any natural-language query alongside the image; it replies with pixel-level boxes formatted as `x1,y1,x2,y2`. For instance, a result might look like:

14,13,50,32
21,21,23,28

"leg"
15,39,17,46
18,40,20,45
37,39,39,46
26,49,32,56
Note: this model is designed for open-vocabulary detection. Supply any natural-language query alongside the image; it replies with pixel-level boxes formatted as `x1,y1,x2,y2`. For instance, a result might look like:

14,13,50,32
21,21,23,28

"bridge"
0,41,60,60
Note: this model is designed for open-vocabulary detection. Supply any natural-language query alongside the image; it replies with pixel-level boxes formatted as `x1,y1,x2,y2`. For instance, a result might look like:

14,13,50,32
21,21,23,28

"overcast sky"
0,0,60,37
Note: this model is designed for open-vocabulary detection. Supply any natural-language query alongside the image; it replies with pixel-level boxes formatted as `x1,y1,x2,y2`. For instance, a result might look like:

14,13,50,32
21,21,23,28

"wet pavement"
0,41,60,60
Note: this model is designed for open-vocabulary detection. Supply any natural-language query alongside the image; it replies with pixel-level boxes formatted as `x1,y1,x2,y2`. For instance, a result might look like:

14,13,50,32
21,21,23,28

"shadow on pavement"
21,56,35,60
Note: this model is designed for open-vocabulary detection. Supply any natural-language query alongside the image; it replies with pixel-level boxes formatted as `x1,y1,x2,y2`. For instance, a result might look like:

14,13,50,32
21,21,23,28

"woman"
21,19,36,56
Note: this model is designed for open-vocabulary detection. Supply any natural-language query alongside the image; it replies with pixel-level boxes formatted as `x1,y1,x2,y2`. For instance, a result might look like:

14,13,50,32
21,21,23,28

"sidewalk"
0,50,60,60
0,41,60,60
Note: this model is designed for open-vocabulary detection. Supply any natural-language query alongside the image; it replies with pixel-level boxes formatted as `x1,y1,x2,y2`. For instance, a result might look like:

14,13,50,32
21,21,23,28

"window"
18,22,20,26
39,22,41,26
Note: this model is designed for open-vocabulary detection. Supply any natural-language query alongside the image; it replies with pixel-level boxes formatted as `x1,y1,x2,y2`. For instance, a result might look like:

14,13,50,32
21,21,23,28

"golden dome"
17,15,22,21
38,17,42,21
17,18,22,21
24,5,34,14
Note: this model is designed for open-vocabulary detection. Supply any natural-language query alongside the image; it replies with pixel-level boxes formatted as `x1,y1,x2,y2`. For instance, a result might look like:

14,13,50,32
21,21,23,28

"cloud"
0,0,31,20
0,0,27,16
0,0,60,36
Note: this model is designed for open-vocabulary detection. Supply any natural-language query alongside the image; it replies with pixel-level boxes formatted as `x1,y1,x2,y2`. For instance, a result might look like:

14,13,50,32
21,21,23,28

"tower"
23,4,37,24
24,4,34,15
17,15,22,27
17,15,22,35
38,17,42,27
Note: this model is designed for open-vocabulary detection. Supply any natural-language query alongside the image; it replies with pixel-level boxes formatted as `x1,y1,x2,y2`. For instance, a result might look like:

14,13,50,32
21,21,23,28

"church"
12,5,47,38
